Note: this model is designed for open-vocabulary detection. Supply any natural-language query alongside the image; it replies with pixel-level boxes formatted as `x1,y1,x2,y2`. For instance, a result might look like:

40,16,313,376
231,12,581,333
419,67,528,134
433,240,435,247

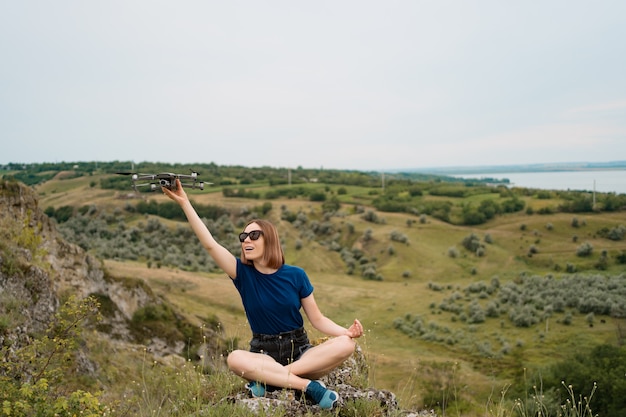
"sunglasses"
238,230,263,242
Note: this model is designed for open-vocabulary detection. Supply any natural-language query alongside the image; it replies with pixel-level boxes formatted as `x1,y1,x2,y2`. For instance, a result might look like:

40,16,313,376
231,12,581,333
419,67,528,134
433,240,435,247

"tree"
542,344,626,416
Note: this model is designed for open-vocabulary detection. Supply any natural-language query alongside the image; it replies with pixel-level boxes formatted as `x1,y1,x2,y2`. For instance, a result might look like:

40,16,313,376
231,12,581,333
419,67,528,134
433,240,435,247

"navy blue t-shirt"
232,258,314,335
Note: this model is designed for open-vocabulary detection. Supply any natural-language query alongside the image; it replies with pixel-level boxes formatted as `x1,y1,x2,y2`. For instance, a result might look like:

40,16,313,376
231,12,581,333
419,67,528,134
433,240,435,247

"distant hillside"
408,160,626,175
3,162,626,416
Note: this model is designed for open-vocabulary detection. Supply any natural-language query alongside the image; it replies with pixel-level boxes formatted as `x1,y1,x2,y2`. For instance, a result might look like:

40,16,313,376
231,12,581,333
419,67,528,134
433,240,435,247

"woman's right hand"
162,179,188,205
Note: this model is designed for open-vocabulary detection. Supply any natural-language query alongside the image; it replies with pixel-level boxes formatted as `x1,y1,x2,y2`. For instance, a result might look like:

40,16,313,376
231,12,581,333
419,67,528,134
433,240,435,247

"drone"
116,171,209,192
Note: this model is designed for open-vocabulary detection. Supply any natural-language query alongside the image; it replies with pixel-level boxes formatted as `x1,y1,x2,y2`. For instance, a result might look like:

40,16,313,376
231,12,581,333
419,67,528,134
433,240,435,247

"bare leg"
227,350,310,391
226,335,356,389
289,335,356,380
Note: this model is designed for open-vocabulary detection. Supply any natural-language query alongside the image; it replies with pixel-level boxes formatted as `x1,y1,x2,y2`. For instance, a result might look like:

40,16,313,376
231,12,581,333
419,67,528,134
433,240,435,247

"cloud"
1,1,626,169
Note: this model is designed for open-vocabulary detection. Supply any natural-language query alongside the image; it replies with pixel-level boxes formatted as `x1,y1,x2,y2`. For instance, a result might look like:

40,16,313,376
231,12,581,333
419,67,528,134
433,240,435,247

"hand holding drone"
116,171,209,192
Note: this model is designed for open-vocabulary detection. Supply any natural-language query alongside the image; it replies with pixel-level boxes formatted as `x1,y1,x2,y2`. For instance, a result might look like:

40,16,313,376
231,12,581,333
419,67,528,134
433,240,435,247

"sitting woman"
163,179,364,409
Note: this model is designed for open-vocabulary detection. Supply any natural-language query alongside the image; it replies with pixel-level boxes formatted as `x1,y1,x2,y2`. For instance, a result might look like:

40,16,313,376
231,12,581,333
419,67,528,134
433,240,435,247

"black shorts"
250,327,313,366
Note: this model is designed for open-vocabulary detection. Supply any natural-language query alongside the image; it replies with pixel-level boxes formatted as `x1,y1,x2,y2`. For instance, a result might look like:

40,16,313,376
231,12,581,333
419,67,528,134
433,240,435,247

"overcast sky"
1,1,625,171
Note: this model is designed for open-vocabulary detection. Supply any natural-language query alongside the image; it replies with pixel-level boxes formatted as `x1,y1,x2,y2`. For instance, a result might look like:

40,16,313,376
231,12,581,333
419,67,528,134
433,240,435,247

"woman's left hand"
346,319,364,339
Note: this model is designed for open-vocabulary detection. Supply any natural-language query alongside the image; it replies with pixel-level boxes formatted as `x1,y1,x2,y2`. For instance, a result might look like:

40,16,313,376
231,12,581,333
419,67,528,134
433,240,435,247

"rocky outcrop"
227,346,437,416
0,179,220,358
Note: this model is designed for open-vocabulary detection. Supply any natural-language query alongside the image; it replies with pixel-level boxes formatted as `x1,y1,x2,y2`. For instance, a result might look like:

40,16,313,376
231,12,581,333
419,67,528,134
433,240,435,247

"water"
453,170,626,194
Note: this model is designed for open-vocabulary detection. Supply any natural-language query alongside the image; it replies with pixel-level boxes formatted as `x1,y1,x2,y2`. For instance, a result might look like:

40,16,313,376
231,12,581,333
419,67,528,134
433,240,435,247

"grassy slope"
37,172,626,412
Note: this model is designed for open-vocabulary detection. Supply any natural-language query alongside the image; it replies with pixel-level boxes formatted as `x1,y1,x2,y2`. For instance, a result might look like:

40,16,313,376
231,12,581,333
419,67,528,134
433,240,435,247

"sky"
1,1,626,171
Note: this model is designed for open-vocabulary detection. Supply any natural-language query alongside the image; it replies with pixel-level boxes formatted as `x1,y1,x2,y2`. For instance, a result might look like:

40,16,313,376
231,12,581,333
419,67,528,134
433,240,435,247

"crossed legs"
226,335,356,392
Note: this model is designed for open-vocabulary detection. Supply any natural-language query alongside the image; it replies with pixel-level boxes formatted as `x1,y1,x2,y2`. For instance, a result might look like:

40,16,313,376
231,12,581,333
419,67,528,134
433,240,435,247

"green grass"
29,173,626,415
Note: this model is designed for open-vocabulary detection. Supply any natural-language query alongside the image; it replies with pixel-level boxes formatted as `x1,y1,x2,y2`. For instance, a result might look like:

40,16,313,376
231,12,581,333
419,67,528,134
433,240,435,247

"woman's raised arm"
163,179,237,278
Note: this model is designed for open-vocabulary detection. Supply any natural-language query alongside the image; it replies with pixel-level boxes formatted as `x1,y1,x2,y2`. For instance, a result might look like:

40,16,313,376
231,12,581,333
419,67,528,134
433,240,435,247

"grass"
27,172,626,415
102,254,619,415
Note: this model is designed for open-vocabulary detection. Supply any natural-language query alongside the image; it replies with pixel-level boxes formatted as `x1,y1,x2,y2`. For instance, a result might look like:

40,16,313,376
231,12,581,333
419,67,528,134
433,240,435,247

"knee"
226,349,247,373
336,335,357,358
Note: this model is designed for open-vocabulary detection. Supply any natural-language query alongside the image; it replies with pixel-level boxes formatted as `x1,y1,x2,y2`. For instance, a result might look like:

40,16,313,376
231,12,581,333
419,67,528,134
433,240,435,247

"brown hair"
240,219,285,269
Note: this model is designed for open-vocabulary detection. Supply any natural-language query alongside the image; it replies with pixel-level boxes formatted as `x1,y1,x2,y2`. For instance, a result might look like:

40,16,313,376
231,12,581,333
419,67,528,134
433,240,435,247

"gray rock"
225,345,431,416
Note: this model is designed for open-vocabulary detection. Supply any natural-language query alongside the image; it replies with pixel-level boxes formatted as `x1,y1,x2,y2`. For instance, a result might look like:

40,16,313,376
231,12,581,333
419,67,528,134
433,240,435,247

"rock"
0,180,224,360
226,345,404,416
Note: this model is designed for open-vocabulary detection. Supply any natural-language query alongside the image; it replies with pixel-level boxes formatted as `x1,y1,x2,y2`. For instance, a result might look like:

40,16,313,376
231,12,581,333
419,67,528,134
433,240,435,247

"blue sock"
306,380,338,410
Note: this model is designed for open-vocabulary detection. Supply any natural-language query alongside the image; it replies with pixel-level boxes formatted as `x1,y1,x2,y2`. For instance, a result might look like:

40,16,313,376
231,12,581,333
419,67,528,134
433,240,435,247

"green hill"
3,162,626,416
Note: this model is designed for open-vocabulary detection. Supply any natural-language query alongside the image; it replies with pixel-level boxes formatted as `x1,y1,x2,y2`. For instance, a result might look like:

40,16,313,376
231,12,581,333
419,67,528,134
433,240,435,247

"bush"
598,224,626,241
48,205,74,223
0,296,106,416
309,190,327,202
461,208,486,225
461,233,484,254
362,210,382,224
390,230,409,244
576,242,593,257
542,344,626,416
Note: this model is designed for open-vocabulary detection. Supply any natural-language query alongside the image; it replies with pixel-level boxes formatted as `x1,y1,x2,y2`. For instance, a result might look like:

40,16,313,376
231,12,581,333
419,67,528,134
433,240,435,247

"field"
25,167,626,413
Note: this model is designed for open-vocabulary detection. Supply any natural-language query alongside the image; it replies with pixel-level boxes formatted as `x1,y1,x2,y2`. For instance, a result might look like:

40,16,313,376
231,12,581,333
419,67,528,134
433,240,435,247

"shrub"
598,224,626,241
309,190,326,202
461,206,486,225
485,301,500,318
49,205,74,223
362,210,382,224
595,253,608,270
542,344,626,416
461,233,484,255
537,206,555,214
447,246,459,258
467,301,485,324
562,313,573,325
0,296,106,416
390,230,409,244
576,242,593,257
501,197,525,213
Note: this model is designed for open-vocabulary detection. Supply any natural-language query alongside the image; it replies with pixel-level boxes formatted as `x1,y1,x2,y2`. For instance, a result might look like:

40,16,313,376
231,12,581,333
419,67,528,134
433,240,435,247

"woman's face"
241,222,265,262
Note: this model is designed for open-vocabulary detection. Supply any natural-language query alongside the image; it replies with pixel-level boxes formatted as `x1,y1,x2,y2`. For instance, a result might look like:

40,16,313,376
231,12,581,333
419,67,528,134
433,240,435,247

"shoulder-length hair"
241,219,285,269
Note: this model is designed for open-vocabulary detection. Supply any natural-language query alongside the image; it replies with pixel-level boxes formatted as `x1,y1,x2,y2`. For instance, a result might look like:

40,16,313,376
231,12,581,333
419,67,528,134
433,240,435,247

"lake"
453,170,626,194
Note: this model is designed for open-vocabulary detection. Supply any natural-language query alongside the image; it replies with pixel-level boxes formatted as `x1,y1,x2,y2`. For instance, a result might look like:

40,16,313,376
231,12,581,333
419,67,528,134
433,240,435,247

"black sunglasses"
239,230,263,242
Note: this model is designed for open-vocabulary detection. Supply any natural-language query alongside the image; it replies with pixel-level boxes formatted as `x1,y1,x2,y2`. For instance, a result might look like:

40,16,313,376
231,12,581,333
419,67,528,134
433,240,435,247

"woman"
163,179,364,409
